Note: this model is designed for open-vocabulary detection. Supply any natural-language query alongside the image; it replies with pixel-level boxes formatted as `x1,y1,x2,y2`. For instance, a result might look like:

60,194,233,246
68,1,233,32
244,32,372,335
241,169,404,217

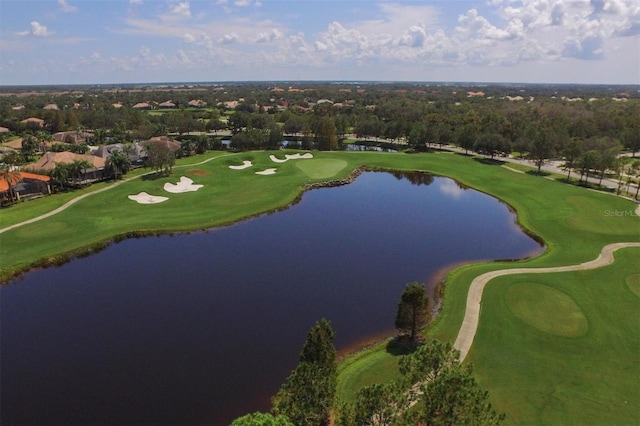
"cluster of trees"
231,282,502,426
2,83,639,197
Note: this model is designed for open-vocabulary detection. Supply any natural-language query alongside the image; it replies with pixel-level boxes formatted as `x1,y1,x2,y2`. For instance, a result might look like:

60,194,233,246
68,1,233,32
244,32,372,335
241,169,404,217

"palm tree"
0,164,22,205
49,163,70,191
106,149,131,180
67,160,91,187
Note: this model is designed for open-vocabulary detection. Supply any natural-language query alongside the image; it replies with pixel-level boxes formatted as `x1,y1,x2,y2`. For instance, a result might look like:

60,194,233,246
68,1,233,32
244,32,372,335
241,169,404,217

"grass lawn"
1,149,639,424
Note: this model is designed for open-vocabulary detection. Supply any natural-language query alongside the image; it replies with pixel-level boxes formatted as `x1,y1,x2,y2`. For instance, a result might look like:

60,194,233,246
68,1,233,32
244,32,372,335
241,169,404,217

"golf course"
1,149,638,424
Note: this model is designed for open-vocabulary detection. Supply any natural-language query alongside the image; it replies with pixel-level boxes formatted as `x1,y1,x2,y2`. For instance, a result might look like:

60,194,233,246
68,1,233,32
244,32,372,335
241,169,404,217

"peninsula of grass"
1,149,638,424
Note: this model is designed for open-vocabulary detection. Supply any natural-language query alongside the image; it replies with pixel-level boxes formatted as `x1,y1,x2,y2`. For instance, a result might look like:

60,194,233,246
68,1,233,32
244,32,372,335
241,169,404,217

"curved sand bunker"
256,168,277,175
229,161,253,170
128,192,169,204
269,153,313,163
164,176,203,193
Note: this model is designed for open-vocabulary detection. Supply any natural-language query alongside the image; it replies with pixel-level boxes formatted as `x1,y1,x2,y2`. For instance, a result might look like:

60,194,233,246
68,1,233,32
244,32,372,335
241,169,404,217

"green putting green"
295,158,348,179
505,282,587,337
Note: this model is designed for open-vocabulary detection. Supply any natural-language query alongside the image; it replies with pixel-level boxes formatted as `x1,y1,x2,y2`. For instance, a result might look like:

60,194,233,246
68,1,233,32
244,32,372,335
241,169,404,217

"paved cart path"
453,240,640,361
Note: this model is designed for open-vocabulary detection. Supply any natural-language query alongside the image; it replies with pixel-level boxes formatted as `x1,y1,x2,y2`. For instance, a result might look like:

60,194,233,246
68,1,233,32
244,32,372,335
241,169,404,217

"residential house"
187,99,206,107
158,101,177,109
133,102,153,110
53,131,92,144
25,152,107,185
20,117,45,128
0,171,51,202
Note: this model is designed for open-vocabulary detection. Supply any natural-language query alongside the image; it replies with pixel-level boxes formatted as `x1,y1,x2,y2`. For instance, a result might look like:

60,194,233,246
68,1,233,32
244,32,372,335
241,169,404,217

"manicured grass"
471,248,640,425
1,149,639,424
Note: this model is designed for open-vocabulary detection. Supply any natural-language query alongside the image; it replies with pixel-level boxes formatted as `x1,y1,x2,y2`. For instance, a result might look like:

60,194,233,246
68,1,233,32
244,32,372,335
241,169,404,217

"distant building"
133,102,153,110
20,117,45,127
43,103,59,110
158,101,177,109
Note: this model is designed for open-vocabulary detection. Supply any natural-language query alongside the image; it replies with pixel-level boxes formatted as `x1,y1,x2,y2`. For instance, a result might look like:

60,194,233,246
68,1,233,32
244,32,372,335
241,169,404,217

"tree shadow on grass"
525,169,551,177
386,336,421,357
472,157,505,166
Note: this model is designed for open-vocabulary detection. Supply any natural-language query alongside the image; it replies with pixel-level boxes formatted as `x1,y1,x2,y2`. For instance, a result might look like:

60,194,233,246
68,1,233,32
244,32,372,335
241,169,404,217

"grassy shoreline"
1,150,638,423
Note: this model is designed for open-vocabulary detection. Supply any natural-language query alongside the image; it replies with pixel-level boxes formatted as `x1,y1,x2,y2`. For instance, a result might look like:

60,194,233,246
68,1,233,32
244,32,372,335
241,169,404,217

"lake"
0,171,542,425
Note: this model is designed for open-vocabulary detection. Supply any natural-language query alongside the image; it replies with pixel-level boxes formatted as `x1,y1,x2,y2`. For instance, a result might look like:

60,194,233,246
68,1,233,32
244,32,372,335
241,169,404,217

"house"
0,126,10,133
142,136,181,153
0,171,51,202
25,152,107,185
21,117,45,128
43,103,59,110
158,101,177,109
133,102,153,110
188,99,206,107
53,131,92,144
467,91,486,97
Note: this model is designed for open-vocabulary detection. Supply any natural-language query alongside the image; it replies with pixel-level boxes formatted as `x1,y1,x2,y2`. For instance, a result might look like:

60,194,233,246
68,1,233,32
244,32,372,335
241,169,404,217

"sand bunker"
128,192,169,204
256,168,277,175
163,176,203,193
229,161,253,170
269,153,313,163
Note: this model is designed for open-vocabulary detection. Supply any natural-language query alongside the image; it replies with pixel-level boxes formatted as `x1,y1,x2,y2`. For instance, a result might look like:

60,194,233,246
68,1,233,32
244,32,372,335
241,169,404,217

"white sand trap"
269,153,314,163
164,176,203,193
256,168,277,175
229,160,253,170
128,192,169,204
269,155,288,163
288,153,313,159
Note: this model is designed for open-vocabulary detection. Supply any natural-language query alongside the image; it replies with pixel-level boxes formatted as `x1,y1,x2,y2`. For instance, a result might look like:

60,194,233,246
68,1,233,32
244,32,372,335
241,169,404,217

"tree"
474,133,507,159
455,124,477,154
422,363,504,426
526,126,555,174
145,143,175,176
315,117,338,151
395,282,430,343
272,319,337,426
231,412,293,426
0,165,22,204
408,123,428,151
106,149,131,180
21,135,39,162
337,340,504,426
562,138,583,182
48,162,70,191
576,150,600,184
335,381,408,426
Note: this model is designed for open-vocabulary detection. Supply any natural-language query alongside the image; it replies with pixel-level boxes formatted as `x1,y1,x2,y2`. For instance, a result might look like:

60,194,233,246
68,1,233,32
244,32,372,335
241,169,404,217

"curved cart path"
453,241,640,361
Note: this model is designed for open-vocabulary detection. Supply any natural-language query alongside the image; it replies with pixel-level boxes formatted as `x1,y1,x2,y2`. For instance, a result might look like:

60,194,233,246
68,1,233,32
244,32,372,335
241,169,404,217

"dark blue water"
0,172,541,425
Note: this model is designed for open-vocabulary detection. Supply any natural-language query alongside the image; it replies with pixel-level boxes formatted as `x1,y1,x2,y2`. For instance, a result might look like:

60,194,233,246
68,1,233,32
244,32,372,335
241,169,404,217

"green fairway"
471,248,640,425
1,149,638,424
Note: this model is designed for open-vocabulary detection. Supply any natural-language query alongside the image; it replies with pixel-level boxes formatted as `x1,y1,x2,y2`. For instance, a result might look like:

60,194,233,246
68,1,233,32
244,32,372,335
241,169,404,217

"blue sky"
1,0,639,85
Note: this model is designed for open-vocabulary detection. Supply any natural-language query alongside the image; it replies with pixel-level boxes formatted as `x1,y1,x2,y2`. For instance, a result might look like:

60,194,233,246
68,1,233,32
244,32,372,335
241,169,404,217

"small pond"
0,171,542,425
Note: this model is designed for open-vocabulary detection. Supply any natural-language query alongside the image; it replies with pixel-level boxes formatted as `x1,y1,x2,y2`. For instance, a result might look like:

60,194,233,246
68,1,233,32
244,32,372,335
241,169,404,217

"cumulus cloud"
162,1,191,20
58,0,78,13
17,21,52,37
255,28,283,43
182,32,196,43
219,32,240,44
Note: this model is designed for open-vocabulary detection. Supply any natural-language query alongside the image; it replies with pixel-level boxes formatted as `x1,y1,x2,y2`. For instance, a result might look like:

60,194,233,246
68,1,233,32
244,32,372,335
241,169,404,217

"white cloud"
58,0,78,13
17,21,52,38
162,1,191,20
219,32,240,44
182,32,196,43
255,28,283,43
